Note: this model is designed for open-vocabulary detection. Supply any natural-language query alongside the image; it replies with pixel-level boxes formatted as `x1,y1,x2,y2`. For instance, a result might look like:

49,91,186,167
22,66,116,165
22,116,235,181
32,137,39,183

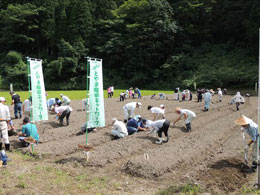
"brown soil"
7,94,258,194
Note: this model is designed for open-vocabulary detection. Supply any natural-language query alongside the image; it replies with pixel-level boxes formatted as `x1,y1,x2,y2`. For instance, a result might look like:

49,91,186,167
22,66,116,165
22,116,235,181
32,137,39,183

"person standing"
10,91,22,119
22,98,31,117
107,87,111,98
123,102,142,123
203,90,212,111
217,88,223,102
173,107,196,132
197,89,203,102
232,92,245,111
111,118,128,139
137,88,141,99
0,97,11,151
55,105,72,126
235,115,258,172
110,86,114,97
60,94,71,106
145,119,170,144
175,87,179,100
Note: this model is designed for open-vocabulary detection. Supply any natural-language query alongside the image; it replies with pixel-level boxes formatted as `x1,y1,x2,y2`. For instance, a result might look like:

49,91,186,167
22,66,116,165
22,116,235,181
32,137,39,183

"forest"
0,0,259,90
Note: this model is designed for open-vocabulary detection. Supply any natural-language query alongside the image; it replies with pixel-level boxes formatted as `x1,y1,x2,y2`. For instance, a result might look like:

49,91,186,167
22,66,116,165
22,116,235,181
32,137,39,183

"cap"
112,118,117,122
160,104,165,108
135,115,142,121
0,97,6,102
60,94,63,96
145,120,152,128
235,115,252,126
137,102,142,107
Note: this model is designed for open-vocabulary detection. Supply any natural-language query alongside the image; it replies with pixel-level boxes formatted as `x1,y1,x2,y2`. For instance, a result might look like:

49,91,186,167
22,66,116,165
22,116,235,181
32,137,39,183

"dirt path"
7,94,258,194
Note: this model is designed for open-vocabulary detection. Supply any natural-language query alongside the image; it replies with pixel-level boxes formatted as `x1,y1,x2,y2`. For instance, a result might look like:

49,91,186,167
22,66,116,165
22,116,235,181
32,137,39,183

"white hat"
160,104,165,108
235,115,252,126
60,94,63,96
134,115,142,121
0,97,6,102
112,118,117,122
137,102,142,107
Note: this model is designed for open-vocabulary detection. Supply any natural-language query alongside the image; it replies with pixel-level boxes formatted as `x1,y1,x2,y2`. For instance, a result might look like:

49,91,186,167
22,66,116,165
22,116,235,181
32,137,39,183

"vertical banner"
88,58,105,128
29,59,48,121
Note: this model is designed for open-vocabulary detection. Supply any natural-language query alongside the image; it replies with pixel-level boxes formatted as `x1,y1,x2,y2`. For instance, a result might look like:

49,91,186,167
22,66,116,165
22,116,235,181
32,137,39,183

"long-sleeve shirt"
0,103,10,121
243,121,258,141
203,92,212,101
113,120,128,135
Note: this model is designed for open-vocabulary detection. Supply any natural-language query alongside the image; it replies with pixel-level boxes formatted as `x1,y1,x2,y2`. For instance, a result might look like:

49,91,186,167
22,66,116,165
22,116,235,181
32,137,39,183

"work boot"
186,123,191,132
163,136,169,143
5,144,11,152
252,161,257,172
0,143,2,150
156,138,163,144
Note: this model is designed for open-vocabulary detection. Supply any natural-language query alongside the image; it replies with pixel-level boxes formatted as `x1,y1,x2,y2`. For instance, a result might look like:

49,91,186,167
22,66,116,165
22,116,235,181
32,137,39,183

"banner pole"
26,57,34,152
257,28,260,187
86,58,90,145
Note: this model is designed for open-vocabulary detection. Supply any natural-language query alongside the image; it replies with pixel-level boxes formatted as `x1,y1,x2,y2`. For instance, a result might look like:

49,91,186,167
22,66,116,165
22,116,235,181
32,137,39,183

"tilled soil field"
8,94,258,194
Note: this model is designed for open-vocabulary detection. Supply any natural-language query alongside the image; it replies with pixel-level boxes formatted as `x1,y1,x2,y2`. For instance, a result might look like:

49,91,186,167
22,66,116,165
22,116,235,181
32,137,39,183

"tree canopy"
0,0,259,90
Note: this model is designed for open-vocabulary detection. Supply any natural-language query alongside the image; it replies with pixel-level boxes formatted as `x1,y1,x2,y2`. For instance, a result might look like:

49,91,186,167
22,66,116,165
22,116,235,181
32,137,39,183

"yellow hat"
235,115,251,126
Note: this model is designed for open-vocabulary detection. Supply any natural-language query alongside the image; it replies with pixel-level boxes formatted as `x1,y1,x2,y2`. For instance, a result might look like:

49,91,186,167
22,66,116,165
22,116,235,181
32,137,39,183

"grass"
158,183,203,195
0,89,173,104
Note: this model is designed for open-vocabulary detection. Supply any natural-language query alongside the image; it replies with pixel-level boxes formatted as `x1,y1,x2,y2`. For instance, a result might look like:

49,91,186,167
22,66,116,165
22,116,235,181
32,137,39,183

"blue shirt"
22,123,39,142
127,119,144,128
204,92,212,101
244,121,258,141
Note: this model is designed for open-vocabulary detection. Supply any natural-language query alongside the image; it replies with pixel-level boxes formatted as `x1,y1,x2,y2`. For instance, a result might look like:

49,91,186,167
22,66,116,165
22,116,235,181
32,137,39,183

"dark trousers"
14,103,22,118
120,95,125,102
59,109,71,125
158,120,170,138
236,102,240,111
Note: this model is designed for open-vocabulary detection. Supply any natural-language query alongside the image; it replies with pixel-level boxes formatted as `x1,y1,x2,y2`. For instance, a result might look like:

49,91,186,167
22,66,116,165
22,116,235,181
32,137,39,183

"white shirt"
218,90,223,96
124,102,137,111
113,120,128,135
180,109,196,118
62,96,71,103
233,92,244,103
111,86,114,92
0,103,10,120
55,106,72,114
151,107,164,114
23,99,30,112
150,119,166,132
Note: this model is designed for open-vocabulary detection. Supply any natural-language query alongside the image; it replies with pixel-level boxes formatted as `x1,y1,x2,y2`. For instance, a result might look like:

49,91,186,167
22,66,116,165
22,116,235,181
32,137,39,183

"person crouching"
173,107,196,132
144,119,170,144
111,118,128,139
55,106,72,126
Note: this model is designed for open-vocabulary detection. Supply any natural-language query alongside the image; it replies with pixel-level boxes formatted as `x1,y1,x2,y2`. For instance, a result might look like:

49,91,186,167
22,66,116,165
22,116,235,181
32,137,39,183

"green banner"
88,59,105,127
29,59,48,121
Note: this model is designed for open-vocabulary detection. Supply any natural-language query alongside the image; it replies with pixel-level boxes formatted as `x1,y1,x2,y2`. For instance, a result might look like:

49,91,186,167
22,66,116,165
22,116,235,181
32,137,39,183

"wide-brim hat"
235,115,251,125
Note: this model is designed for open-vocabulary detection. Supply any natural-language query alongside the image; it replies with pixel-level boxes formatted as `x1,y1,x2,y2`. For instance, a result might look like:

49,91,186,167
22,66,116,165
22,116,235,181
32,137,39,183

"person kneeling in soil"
144,119,170,144
80,122,97,133
18,117,39,147
55,105,72,126
235,115,259,172
173,107,196,132
126,115,147,135
111,118,128,139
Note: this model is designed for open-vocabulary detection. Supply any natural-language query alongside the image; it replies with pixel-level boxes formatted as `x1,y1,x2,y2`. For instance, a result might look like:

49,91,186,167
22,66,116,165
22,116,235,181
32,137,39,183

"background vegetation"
0,0,259,90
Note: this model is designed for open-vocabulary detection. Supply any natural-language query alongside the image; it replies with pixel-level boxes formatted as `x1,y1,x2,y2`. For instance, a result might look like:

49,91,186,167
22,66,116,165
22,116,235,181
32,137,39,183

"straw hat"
235,115,251,126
